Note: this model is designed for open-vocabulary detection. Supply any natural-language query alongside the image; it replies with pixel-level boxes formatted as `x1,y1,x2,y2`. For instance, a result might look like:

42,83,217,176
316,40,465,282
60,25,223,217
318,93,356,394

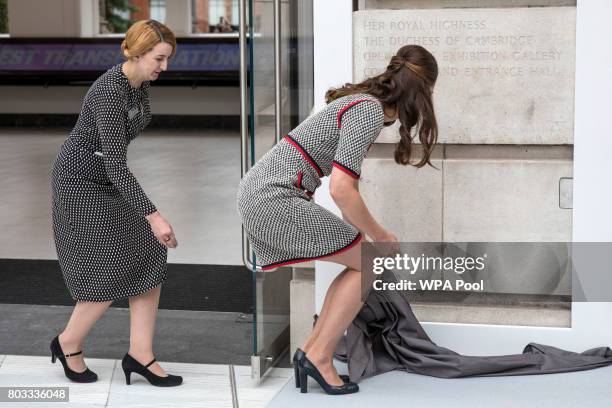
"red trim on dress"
296,170,315,199
284,135,323,177
296,171,303,188
261,232,363,270
337,99,379,129
332,161,359,179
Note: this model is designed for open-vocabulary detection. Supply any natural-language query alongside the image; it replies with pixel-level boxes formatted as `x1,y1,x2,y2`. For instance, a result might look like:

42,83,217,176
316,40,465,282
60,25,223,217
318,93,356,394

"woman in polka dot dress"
49,20,182,386
237,45,439,395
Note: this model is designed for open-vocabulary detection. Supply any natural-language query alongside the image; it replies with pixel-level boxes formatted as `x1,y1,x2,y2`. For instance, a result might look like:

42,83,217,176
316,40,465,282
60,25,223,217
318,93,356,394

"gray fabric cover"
334,282,612,382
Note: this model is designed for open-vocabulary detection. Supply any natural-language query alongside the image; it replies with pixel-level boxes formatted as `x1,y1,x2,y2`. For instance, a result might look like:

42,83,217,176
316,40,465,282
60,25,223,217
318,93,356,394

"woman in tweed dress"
49,20,181,386
237,45,439,394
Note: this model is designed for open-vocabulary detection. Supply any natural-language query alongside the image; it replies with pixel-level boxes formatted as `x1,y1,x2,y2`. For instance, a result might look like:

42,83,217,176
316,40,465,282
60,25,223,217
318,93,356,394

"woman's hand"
145,211,178,248
330,168,399,248
373,228,398,243
372,228,400,257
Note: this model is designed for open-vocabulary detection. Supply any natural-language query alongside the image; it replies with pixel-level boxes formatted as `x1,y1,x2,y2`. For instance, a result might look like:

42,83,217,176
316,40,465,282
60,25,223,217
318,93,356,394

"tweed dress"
51,63,167,301
237,94,384,270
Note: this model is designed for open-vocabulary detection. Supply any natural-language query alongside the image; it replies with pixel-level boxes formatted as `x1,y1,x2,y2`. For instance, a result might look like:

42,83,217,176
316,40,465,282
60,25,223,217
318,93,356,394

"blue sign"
0,42,239,72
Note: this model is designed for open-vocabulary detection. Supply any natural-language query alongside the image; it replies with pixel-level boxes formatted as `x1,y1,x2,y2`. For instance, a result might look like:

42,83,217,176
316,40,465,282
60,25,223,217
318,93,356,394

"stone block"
290,270,315,359
354,7,576,144
443,157,572,241
443,155,572,295
360,145,443,241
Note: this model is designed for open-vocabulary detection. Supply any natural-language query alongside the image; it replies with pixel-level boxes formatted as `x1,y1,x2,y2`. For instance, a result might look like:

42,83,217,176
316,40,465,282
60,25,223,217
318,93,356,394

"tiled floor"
0,354,292,407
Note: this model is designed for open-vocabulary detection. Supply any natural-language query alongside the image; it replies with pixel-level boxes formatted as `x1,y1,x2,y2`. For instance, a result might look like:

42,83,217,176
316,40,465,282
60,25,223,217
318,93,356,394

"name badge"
128,107,140,120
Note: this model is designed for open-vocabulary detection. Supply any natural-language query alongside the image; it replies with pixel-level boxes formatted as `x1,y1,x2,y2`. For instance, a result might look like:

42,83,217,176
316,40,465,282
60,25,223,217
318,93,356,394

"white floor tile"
235,378,292,407
0,355,114,406
233,365,293,407
106,361,233,408
156,361,231,377
0,356,296,408
235,401,270,408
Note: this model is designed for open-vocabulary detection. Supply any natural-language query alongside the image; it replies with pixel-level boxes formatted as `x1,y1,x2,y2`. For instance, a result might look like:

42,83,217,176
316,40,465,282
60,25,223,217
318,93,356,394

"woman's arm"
339,182,358,229
339,182,361,231
329,167,397,242
93,87,157,217
330,98,397,242
92,86,177,248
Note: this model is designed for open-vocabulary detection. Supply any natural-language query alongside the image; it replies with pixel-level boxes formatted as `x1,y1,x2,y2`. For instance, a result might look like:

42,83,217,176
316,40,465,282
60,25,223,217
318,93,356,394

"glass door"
239,0,314,378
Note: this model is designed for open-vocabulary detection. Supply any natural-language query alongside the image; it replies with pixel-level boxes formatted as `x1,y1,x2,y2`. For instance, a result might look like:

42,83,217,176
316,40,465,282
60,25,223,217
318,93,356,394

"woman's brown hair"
121,20,177,59
326,45,438,168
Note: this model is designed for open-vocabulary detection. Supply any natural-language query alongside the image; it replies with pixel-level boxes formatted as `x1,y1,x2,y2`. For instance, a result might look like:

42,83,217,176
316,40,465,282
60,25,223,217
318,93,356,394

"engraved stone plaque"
354,7,576,144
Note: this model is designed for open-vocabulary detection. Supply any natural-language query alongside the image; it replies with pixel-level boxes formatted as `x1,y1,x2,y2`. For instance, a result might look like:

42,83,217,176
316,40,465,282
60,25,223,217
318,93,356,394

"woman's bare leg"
127,285,167,376
302,242,364,386
58,300,113,372
300,267,349,353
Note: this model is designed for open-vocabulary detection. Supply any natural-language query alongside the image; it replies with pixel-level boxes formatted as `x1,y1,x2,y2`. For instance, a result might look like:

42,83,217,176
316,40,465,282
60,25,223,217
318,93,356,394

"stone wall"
354,5,575,299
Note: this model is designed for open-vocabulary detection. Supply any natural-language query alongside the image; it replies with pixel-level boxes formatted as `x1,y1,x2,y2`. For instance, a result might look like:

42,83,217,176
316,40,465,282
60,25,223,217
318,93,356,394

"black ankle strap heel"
298,354,359,395
121,353,183,387
50,335,98,383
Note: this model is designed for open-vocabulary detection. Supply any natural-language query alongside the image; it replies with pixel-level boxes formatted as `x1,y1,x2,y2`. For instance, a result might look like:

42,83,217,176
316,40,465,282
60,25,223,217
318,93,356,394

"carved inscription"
354,8,576,144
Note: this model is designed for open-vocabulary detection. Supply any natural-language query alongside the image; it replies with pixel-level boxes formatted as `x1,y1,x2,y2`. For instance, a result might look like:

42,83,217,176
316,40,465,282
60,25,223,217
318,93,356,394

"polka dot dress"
237,94,384,270
51,63,167,301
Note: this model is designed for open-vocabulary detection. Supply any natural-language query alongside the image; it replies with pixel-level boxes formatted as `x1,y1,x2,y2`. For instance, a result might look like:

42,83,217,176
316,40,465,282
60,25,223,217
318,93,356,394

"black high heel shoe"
121,353,182,387
298,354,359,395
293,349,349,388
50,335,98,383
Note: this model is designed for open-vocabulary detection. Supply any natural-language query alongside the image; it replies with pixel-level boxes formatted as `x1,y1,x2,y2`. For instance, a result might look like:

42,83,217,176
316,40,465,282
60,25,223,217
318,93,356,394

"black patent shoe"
50,335,98,383
121,353,182,387
298,355,359,395
293,348,349,388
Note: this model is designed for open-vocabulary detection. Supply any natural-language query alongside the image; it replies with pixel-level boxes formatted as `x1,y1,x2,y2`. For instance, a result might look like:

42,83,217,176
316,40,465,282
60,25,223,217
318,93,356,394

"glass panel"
149,0,166,22
287,0,314,127
98,0,167,34
248,0,312,158
193,0,239,34
249,0,276,162
246,0,313,374
247,0,286,372
99,0,163,34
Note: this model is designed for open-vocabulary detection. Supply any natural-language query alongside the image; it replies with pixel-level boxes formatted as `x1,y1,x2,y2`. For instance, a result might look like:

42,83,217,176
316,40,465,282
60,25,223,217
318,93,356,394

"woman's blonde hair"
121,20,177,59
